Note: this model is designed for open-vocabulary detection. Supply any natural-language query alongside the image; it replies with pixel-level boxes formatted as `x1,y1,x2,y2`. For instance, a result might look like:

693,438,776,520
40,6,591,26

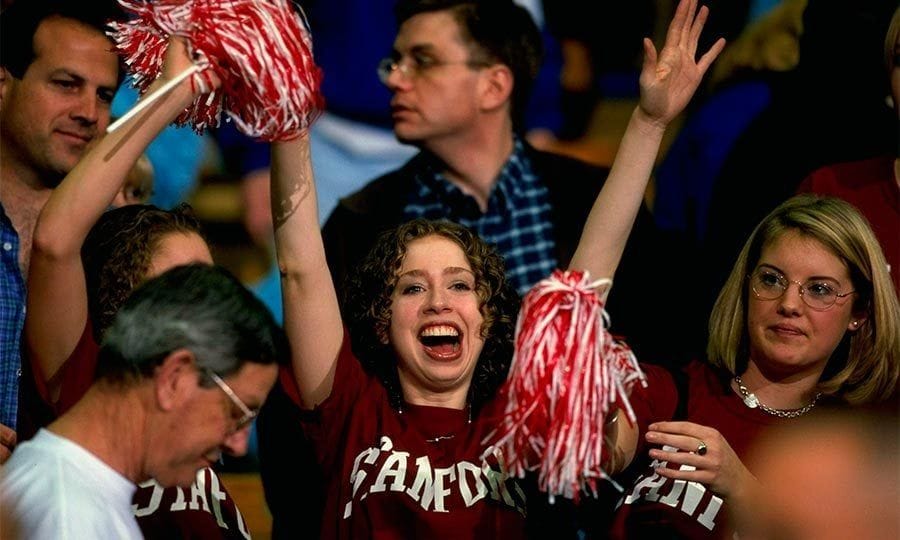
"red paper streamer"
109,0,324,141
490,270,646,502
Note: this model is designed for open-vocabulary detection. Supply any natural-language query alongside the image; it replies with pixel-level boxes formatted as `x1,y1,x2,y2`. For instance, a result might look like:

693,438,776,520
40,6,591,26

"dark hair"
344,219,519,411
97,264,288,384
394,0,542,131
82,204,205,341
0,0,123,83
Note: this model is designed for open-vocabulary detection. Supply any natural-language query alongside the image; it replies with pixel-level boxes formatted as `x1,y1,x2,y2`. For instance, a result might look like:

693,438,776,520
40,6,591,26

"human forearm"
27,38,209,383
270,136,343,408
567,0,723,287
568,109,665,280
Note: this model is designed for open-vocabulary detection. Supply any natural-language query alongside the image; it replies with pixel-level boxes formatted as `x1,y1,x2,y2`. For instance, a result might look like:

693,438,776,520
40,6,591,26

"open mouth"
419,324,462,360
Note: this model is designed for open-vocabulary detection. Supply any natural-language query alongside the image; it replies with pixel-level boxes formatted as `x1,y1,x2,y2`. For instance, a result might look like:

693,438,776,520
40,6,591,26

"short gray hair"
97,264,287,385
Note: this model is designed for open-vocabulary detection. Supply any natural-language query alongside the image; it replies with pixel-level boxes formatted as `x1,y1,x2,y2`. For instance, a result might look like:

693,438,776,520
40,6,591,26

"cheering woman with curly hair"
269,1,724,536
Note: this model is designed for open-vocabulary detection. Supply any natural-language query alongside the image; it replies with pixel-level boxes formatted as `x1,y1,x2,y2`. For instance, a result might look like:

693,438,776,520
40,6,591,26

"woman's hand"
637,0,725,128
159,36,221,98
645,421,757,500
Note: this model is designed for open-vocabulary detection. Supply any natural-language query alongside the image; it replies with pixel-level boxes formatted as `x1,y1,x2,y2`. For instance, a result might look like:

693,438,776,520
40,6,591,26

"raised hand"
638,0,725,127
160,36,221,97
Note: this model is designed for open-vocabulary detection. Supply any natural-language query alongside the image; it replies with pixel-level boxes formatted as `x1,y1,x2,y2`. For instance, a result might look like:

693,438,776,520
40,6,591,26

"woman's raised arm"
26,38,213,388
569,0,724,474
568,0,724,284
270,136,343,408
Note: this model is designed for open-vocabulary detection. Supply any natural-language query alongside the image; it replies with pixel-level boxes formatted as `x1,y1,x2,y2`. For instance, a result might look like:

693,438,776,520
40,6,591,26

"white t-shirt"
0,429,141,539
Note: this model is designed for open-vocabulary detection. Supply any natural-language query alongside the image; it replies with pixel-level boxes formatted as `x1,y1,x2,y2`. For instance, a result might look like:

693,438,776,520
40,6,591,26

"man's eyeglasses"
207,370,258,432
377,54,489,84
749,268,856,311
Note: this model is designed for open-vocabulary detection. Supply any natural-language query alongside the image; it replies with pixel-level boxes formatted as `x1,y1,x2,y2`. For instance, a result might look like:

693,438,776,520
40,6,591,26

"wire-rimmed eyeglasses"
207,370,258,432
748,268,856,311
377,54,490,84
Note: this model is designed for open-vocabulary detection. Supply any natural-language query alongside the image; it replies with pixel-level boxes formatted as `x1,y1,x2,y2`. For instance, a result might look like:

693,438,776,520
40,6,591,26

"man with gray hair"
0,264,287,539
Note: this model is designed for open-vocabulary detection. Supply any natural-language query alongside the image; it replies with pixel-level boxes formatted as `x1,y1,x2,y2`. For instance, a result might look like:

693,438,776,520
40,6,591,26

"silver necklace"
403,403,471,444
733,376,822,418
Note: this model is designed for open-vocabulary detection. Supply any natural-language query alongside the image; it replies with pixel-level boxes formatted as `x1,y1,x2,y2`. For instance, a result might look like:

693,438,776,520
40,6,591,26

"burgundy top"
281,333,527,539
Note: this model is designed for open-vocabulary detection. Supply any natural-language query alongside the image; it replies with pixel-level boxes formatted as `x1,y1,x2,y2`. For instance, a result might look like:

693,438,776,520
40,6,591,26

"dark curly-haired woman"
270,1,722,536
343,218,520,414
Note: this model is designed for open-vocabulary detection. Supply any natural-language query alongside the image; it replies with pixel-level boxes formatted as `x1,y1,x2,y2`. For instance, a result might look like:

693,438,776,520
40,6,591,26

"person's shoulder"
524,145,610,207
330,155,422,217
638,362,678,389
527,144,610,183
800,154,895,193
682,360,732,396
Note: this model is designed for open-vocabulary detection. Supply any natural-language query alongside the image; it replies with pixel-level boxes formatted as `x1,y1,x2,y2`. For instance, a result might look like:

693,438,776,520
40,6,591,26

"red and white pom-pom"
491,270,646,502
109,0,324,141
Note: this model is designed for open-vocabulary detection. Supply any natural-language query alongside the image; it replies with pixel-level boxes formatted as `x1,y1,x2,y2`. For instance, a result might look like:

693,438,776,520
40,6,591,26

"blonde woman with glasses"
605,194,899,538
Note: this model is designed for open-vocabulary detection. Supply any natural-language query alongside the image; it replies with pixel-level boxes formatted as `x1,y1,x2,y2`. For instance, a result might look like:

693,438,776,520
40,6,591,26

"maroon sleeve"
628,363,679,457
278,329,374,467
29,320,99,416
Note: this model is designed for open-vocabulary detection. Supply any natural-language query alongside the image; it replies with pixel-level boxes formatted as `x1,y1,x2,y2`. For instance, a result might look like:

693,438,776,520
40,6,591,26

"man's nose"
385,64,413,91
221,424,252,457
71,91,100,125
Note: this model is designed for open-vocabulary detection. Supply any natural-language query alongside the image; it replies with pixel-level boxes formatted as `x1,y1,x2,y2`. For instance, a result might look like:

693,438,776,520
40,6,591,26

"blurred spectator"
740,407,899,540
544,0,656,139
112,154,155,208
111,85,206,210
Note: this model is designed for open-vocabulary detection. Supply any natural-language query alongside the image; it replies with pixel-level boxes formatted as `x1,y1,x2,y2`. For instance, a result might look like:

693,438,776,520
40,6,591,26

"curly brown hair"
82,204,204,342
343,219,520,411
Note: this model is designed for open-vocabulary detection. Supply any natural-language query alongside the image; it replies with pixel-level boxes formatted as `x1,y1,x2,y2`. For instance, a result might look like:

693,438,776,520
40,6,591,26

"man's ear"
478,64,514,112
154,349,198,412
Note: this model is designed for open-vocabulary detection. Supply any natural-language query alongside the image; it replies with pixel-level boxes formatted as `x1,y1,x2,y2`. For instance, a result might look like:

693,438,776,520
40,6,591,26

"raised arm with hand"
568,0,724,285
270,137,343,409
26,38,219,388
571,0,724,475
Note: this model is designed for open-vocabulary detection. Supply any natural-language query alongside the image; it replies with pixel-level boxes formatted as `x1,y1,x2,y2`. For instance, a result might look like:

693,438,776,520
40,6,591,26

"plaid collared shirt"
403,138,557,295
0,203,25,428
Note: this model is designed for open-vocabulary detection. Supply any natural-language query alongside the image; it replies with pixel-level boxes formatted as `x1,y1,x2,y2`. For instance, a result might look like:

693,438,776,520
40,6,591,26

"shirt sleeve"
628,363,679,457
28,320,98,416
277,328,374,468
